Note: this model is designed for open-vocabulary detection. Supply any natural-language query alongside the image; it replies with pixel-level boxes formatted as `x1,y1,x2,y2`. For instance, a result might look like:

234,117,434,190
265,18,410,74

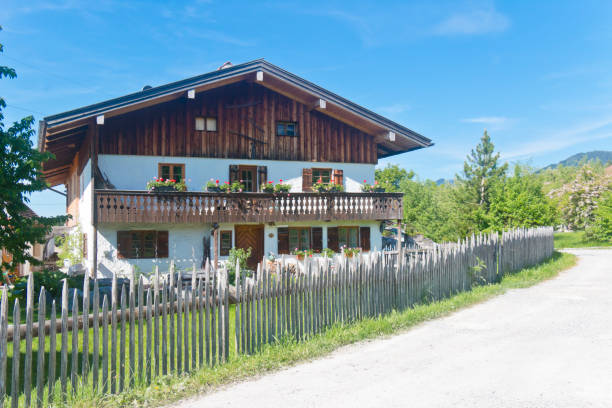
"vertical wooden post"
213,227,219,270
91,119,99,279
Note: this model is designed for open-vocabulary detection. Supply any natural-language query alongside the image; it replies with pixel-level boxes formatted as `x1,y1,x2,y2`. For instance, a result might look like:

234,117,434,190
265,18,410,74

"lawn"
554,231,612,249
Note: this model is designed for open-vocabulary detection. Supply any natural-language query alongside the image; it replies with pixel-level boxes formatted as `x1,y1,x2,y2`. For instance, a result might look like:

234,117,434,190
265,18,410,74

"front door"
234,224,264,270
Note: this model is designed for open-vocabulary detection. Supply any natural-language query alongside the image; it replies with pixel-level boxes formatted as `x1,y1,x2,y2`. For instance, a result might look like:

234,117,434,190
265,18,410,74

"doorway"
234,224,264,270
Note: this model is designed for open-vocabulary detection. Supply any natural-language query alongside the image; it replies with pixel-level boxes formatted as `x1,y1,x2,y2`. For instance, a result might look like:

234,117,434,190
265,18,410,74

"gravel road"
174,249,612,408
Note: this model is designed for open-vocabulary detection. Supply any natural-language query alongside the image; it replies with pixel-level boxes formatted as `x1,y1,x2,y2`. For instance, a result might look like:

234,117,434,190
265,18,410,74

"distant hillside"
543,151,612,170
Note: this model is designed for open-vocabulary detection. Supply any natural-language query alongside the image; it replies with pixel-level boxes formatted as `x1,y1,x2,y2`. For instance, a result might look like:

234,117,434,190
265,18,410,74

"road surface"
173,248,612,408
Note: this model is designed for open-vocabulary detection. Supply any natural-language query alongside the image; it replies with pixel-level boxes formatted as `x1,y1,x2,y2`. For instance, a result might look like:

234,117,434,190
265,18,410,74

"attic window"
276,121,298,137
195,117,217,131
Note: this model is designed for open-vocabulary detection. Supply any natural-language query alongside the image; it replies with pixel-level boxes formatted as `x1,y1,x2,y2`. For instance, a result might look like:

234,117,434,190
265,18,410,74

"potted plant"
228,180,245,193
261,180,276,193
292,248,314,261
361,180,385,193
321,248,335,258
313,178,344,193
147,177,187,192
205,179,223,192
342,246,361,258
274,179,291,194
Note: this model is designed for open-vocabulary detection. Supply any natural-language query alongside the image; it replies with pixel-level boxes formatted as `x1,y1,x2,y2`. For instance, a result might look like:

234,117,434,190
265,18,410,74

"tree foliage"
0,28,67,278
375,164,414,192
586,190,612,243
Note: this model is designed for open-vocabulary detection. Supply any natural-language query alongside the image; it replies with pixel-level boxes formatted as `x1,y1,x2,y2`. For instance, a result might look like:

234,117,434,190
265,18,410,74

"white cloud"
502,117,612,159
377,103,411,115
433,8,510,36
462,116,508,125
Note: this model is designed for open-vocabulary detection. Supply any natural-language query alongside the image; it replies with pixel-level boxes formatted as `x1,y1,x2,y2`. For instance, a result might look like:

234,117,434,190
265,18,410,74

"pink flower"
363,179,367,183
269,181,273,184
374,180,378,185
225,181,229,184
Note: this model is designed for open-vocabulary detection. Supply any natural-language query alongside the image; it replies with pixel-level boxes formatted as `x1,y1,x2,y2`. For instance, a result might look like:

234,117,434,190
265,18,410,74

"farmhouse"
37,59,433,276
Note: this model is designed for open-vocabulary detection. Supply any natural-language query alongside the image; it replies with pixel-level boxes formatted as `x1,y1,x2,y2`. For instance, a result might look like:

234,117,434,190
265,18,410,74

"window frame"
338,226,359,249
195,116,218,132
288,227,311,252
117,230,168,259
219,230,233,256
312,168,332,185
238,165,258,192
276,121,298,137
158,163,185,183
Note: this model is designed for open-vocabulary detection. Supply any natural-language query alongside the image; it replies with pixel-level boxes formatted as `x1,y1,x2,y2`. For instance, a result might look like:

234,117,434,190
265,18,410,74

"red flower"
170,179,176,183
279,179,283,183
363,179,367,183
215,180,219,184
224,181,229,184
268,181,273,184
318,177,322,183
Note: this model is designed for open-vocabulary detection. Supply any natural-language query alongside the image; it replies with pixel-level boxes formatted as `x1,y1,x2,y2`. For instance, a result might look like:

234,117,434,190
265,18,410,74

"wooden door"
235,224,264,270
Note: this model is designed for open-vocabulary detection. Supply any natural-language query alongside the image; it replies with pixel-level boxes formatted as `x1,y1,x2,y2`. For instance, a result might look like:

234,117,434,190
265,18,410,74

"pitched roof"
39,59,433,184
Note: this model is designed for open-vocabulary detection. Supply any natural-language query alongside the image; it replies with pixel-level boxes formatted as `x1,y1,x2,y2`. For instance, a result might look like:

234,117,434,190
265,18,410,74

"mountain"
543,151,612,170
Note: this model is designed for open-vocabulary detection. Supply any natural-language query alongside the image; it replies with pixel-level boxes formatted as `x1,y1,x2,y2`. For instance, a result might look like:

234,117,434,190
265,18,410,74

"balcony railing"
95,190,403,224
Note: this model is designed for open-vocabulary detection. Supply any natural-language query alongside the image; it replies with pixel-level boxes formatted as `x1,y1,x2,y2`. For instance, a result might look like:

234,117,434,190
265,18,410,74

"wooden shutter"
277,227,289,254
327,227,339,252
156,231,169,258
360,226,371,251
229,165,239,184
257,166,268,191
117,231,132,259
333,169,343,186
302,168,313,192
311,227,323,252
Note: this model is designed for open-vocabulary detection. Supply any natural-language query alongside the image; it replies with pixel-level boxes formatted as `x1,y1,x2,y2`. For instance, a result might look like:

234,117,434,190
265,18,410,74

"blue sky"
2,0,612,217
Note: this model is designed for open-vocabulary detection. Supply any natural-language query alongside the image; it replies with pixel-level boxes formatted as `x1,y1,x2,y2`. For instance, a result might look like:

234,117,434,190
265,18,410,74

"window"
276,121,298,136
277,227,323,254
239,166,257,192
219,230,232,256
338,227,359,249
289,227,311,251
195,117,217,132
117,230,169,259
312,168,332,185
158,163,185,182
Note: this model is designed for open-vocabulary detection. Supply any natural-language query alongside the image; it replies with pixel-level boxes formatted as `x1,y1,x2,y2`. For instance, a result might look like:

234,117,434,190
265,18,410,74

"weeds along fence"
0,226,553,407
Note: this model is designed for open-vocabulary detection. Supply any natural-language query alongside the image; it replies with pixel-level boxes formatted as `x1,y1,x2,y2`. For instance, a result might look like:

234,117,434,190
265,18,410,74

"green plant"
321,248,335,258
228,180,245,192
313,178,344,193
342,247,361,257
56,226,84,267
361,179,385,193
468,256,487,286
260,180,291,193
8,269,84,303
227,247,252,283
146,177,187,191
292,248,314,258
205,179,222,192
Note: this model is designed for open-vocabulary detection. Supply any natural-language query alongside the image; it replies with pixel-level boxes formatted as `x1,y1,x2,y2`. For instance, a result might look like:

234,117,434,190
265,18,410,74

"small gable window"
195,117,217,132
276,121,298,137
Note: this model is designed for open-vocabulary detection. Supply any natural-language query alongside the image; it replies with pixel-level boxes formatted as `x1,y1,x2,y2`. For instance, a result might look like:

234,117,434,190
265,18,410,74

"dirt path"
174,249,612,408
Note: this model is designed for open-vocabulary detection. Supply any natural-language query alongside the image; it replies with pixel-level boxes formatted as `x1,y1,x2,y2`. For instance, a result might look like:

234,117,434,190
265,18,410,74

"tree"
488,165,558,230
0,28,67,280
375,164,414,192
457,130,508,209
586,190,612,243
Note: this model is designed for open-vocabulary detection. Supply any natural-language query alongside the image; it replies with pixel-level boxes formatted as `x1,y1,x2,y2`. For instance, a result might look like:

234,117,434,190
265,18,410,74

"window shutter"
229,165,239,184
311,227,323,252
302,168,313,192
360,227,371,251
117,231,132,259
327,227,339,252
156,231,169,258
277,227,289,254
333,169,343,186
257,166,268,191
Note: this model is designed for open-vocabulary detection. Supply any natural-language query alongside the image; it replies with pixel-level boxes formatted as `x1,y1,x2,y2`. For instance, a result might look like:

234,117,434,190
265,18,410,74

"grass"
51,250,576,408
554,231,612,249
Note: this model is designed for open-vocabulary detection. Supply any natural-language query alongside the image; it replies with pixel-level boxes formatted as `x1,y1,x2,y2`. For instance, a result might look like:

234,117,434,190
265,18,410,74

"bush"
8,269,83,303
226,247,252,283
586,190,612,243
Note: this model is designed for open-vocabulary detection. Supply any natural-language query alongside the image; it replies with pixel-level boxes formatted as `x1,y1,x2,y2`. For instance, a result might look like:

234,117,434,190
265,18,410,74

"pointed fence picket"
0,227,552,407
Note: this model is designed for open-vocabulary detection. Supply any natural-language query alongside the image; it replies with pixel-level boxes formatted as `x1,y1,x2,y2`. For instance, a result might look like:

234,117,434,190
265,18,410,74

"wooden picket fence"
0,226,553,407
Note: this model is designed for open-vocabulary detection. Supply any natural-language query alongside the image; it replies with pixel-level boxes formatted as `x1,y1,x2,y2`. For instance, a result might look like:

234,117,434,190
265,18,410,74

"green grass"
51,251,576,408
554,231,612,249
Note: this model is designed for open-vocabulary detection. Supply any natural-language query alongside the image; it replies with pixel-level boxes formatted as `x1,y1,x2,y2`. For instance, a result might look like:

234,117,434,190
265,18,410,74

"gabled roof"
39,59,433,184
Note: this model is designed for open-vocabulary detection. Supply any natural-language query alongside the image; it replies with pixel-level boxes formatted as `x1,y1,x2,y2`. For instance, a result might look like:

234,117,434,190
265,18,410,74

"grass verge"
68,251,576,408
554,231,612,249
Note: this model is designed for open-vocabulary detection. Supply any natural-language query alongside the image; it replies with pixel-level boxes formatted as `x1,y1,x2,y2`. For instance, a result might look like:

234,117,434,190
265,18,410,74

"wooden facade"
98,82,378,164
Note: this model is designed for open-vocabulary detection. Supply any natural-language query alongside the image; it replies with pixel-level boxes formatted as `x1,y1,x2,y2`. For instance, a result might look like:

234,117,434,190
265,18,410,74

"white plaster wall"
97,155,375,193
96,224,211,277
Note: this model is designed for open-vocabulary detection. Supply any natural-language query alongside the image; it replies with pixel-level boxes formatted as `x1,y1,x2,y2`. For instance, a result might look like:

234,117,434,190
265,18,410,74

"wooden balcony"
95,190,403,224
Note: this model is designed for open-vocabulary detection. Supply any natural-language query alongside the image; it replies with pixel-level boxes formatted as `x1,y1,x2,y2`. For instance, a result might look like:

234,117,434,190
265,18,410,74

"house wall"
95,220,382,277
97,154,376,192
98,82,378,164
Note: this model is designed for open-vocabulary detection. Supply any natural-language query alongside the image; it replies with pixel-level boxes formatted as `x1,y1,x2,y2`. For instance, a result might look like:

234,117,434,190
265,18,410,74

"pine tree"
457,129,508,210
0,28,67,280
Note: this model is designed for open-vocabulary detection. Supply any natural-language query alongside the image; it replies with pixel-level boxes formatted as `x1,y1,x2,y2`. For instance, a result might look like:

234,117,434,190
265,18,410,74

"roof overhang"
39,59,433,185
